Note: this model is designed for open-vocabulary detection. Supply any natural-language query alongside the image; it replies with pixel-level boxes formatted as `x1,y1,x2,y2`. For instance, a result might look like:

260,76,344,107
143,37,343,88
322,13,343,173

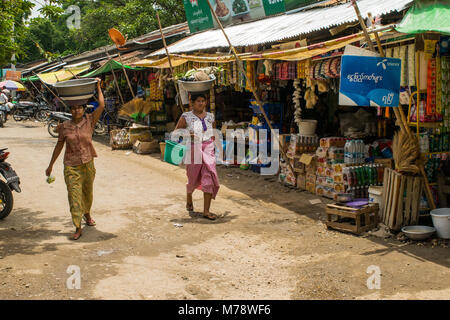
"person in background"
45,78,105,240
174,92,220,220
0,89,14,112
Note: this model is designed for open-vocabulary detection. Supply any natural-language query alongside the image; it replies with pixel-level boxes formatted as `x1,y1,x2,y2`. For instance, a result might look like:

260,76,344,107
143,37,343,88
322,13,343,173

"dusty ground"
0,120,449,300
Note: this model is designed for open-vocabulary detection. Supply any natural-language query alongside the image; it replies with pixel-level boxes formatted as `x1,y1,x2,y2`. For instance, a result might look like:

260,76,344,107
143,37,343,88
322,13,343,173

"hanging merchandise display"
293,79,302,130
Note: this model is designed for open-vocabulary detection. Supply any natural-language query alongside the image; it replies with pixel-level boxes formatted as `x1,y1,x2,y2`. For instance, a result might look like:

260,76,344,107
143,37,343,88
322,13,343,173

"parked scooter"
47,111,72,137
47,106,106,138
0,148,21,219
13,95,51,122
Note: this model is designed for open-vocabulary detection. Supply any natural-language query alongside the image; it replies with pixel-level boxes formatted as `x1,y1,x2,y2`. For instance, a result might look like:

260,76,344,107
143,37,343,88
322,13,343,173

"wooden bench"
326,203,379,235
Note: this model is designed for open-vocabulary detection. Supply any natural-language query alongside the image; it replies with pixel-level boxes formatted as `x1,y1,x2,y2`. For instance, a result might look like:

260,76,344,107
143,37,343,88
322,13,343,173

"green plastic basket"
163,140,186,165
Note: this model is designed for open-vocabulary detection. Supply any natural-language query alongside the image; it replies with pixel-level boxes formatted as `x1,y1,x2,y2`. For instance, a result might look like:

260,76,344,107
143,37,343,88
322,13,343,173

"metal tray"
401,225,436,241
178,74,216,93
53,78,97,100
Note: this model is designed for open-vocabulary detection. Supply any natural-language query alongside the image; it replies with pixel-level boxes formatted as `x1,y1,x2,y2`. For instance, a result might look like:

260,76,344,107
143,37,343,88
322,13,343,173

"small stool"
326,203,379,235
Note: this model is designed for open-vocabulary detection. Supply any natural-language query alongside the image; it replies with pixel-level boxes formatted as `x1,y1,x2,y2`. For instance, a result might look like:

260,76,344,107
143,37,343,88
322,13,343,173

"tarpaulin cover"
396,0,450,35
133,57,188,68
139,32,367,66
81,59,144,77
26,64,92,85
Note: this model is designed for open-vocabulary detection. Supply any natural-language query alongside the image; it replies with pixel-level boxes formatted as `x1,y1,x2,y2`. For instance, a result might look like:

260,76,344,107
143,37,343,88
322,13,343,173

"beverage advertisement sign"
339,55,401,107
184,0,286,33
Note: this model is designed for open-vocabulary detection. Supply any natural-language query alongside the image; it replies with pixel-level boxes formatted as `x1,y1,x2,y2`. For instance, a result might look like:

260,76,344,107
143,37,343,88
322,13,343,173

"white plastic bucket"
298,120,317,135
368,186,383,218
430,208,450,239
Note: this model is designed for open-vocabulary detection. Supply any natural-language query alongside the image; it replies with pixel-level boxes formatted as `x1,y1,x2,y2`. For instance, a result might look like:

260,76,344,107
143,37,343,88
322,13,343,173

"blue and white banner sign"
339,55,401,107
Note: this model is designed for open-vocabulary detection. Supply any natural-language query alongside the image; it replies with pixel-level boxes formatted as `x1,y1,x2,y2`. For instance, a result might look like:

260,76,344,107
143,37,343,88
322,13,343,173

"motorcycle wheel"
48,120,60,138
36,110,49,122
13,109,24,122
0,180,13,220
94,121,107,135
0,111,4,127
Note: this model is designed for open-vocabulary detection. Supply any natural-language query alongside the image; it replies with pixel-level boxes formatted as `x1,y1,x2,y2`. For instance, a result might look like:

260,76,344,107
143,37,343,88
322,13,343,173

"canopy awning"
21,75,40,82
22,63,92,84
396,0,450,35
133,31,367,67
132,57,188,69
81,59,144,77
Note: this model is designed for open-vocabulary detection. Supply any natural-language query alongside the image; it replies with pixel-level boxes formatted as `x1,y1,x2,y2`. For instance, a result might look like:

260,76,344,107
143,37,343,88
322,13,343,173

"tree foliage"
0,0,34,65
15,0,186,64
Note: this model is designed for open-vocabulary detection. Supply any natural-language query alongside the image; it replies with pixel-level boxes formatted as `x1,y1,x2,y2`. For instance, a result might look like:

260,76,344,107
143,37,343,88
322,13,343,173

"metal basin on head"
53,78,97,101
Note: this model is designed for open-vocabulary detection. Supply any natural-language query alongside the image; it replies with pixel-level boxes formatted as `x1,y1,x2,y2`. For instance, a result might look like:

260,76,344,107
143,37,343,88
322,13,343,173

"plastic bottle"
344,140,351,164
350,140,356,164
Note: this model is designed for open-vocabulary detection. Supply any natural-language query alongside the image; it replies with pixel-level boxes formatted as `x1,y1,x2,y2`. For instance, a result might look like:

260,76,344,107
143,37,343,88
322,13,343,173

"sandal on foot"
202,213,218,220
186,204,194,212
72,232,82,240
83,215,96,226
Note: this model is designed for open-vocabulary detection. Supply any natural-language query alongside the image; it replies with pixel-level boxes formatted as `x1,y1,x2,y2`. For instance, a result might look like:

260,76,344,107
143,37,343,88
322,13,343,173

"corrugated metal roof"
132,22,189,44
150,0,412,56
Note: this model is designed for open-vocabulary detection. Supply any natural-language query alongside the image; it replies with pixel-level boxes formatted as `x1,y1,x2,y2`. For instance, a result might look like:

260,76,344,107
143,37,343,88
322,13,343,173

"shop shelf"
408,122,443,128
423,151,450,155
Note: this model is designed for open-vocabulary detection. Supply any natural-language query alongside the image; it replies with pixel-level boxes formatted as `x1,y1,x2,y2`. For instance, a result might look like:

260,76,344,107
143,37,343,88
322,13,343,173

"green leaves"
13,0,187,65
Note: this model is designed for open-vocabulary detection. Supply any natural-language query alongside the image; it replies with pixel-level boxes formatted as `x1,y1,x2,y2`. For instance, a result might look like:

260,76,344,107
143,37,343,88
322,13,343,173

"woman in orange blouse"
46,78,104,240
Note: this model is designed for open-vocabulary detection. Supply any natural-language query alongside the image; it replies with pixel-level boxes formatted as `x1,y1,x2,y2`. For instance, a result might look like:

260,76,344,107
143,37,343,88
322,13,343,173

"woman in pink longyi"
175,93,219,220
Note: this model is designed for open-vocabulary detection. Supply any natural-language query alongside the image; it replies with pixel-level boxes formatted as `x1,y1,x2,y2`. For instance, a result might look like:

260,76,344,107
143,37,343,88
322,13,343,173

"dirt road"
0,121,449,300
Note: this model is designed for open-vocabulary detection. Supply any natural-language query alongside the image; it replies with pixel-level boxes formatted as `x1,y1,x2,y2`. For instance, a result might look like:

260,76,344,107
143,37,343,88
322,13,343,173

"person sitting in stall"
174,92,220,220
0,89,15,112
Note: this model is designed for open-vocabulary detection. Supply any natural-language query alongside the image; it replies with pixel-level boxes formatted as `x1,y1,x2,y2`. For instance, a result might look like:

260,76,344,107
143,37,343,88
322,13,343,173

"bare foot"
186,203,194,212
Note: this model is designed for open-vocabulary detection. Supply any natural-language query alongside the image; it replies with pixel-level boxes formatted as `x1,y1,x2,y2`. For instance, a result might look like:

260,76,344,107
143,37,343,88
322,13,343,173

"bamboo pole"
156,11,184,114
27,78,51,107
104,50,125,105
115,49,135,99
32,71,69,111
367,12,385,57
205,0,294,174
351,0,435,209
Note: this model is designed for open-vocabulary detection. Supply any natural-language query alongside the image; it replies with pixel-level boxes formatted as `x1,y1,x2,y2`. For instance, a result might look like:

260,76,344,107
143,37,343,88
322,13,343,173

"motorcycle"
0,148,21,219
12,95,51,122
47,111,72,138
47,107,106,138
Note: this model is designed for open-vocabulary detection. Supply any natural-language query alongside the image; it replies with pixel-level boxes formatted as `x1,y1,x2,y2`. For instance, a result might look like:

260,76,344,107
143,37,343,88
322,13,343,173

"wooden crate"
381,168,423,231
326,203,379,235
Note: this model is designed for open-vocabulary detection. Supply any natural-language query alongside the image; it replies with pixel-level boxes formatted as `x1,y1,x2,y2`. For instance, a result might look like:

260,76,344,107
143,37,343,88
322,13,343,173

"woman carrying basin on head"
45,78,104,240
174,92,220,220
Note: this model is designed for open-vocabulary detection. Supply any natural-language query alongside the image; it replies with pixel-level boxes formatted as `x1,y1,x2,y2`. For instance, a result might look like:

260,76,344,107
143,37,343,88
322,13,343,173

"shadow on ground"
0,208,117,258
94,134,450,268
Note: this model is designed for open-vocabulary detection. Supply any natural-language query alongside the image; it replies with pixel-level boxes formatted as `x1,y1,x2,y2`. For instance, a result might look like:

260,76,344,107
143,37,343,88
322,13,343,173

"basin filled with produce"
177,67,223,93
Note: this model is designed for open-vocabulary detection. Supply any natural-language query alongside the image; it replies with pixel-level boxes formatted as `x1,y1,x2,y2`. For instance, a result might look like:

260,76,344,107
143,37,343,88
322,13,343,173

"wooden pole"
351,0,376,52
116,50,136,99
156,11,184,114
351,0,435,209
32,71,69,111
28,78,51,106
205,0,294,174
104,50,125,105
367,12,385,57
